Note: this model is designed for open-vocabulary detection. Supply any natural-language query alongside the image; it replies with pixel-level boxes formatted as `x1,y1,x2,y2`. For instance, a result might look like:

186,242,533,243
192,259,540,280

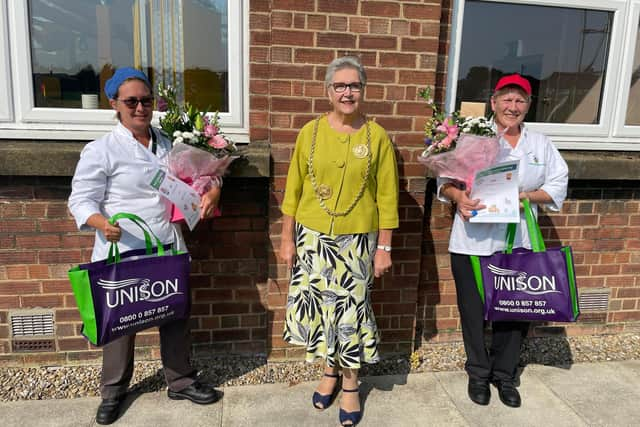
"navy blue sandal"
339,388,362,426
312,373,341,410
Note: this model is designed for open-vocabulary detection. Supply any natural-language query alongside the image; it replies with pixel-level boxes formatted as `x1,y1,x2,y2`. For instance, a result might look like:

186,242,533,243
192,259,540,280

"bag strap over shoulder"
504,199,546,254
107,212,167,263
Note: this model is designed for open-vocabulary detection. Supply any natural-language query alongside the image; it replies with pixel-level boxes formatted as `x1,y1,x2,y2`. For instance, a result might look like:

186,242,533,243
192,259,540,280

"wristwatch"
376,245,392,252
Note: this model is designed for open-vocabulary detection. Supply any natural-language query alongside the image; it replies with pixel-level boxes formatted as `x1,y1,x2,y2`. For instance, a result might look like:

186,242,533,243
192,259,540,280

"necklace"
307,115,372,217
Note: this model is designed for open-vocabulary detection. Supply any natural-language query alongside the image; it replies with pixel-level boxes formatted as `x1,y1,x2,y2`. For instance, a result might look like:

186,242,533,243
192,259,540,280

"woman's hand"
86,213,121,242
444,185,485,221
280,214,297,270
280,239,296,270
200,185,221,219
103,221,122,243
374,249,392,278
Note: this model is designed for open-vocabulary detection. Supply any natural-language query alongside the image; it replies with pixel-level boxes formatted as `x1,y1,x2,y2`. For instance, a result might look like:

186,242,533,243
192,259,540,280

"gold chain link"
307,116,372,217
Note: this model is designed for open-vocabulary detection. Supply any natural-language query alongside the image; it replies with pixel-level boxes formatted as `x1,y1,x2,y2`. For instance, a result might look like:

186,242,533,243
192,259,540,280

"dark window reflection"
29,0,229,112
456,0,612,124
626,18,640,125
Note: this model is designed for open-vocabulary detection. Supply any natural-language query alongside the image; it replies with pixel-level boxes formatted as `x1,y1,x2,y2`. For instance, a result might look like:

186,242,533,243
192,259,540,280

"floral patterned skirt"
283,223,380,368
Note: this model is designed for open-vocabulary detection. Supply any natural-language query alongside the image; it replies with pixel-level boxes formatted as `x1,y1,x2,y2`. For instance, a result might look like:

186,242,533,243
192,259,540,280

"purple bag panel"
85,250,191,345
480,247,577,322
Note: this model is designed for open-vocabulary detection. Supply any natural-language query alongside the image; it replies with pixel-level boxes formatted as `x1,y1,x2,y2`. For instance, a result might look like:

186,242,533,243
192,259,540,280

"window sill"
0,140,270,178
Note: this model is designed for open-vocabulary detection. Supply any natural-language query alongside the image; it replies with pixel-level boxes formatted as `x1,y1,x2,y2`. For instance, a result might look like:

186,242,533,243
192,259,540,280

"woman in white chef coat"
68,68,221,425
438,74,568,409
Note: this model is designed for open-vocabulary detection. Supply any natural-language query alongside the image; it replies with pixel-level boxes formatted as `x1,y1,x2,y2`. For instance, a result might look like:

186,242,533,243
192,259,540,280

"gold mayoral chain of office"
307,115,372,217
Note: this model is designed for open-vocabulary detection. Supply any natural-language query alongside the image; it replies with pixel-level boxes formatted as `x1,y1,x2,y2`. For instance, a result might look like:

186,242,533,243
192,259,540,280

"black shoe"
168,381,222,405
96,396,124,425
467,379,491,405
493,380,521,408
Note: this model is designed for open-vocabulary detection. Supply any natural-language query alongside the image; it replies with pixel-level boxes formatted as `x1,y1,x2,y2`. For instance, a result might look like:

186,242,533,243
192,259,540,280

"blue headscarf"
104,67,151,100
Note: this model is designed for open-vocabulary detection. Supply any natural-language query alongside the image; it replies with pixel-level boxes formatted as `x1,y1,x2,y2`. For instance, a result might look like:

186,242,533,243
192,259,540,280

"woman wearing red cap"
438,74,568,408
68,68,221,424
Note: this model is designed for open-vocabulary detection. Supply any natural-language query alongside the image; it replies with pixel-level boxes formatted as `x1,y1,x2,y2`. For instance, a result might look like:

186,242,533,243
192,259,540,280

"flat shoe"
168,381,222,405
96,395,125,425
467,379,490,406
493,380,521,408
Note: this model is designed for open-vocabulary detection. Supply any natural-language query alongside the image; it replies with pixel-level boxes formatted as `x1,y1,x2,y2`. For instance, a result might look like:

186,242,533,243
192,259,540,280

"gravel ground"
1,333,639,401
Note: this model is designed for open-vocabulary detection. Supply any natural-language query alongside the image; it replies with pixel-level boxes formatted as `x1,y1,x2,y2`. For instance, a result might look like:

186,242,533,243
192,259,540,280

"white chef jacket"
68,122,186,262
437,125,568,256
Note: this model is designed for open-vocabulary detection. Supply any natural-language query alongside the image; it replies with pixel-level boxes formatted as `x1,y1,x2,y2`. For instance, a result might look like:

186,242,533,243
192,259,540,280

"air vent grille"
10,311,55,337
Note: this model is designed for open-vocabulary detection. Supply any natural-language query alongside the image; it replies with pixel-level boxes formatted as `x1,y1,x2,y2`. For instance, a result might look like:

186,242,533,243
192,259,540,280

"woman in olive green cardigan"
280,56,399,426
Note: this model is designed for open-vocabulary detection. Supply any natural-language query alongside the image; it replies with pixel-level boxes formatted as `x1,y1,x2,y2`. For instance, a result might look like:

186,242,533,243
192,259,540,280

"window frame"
1,0,249,142
613,0,640,136
447,0,639,151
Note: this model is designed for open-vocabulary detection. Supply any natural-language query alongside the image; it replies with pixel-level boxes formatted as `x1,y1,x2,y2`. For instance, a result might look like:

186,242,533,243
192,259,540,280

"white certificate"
469,161,520,223
149,169,201,230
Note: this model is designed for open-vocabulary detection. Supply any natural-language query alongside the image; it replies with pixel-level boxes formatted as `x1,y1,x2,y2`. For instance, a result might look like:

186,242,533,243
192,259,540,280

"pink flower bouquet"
158,85,241,222
417,87,500,190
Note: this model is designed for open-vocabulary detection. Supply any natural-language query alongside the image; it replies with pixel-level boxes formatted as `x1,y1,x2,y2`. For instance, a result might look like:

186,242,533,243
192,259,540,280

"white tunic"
438,125,568,256
68,122,185,261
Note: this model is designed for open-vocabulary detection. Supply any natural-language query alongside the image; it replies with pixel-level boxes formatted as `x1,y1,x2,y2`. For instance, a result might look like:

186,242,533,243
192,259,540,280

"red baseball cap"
494,74,532,95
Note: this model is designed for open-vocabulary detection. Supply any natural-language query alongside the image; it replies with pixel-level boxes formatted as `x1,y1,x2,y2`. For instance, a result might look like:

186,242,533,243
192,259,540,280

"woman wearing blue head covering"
68,68,221,425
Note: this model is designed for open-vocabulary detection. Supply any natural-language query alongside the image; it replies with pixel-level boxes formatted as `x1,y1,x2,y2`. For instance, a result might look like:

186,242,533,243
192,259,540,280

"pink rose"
204,124,219,138
208,134,228,149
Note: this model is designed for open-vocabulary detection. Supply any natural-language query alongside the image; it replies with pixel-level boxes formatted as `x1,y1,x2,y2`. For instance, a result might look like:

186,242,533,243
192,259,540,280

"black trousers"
451,253,528,383
100,317,196,399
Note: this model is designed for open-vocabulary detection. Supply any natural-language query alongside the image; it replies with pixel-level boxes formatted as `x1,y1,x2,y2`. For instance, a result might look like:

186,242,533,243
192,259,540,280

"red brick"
270,65,314,80
403,4,441,20
317,32,357,48
21,295,63,308
0,251,37,265
0,219,36,233
39,219,77,233
16,235,61,249
58,337,89,351
359,35,397,50
0,282,41,295
362,2,401,17
271,11,292,28
318,0,358,14
380,53,417,68
294,48,335,64
273,0,314,11
350,17,369,33
272,30,314,46
402,37,439,53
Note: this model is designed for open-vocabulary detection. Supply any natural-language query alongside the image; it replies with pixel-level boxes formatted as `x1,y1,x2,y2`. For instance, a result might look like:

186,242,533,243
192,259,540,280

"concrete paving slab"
435,370,587,427
0,396,97,427
529,361,640,426
357,374,468,426
221,381,337,426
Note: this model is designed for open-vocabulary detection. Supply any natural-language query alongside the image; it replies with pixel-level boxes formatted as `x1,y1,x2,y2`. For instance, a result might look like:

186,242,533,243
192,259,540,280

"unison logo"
98,278,183,308
487,264,560,295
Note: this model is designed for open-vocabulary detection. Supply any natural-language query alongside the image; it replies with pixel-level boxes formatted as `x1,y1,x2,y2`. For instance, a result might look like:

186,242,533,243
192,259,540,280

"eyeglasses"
331,82,363,93
117,96,154,108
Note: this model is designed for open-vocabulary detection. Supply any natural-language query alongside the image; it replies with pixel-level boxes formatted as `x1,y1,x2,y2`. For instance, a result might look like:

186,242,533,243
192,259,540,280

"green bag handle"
106,213,166,263
504,199,546,254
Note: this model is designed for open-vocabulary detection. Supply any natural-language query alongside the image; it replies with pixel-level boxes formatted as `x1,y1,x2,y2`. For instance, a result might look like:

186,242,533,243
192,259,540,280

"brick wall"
0,177,269,364
1,1,639,366
257,1,443,358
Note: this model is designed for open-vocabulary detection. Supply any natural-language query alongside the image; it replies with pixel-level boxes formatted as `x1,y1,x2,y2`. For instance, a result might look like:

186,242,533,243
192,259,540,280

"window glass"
29,0,228,111
626,17,640,125
456,0,612,124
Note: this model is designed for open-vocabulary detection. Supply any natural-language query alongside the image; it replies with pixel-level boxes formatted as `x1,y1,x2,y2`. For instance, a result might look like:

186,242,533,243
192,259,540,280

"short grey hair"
324,56,367,87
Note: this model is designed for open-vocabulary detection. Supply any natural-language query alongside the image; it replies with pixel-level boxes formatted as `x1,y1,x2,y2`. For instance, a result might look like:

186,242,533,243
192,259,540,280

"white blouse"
68,122,185,261
438,125,569,256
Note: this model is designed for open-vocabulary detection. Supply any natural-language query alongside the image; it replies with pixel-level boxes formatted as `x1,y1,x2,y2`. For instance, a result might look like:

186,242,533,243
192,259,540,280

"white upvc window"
448,0,640,150
0,0,248,142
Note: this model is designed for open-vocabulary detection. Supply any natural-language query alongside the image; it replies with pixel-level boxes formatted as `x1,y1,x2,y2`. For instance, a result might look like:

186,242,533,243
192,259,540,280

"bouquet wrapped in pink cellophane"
168,142,239,221
158,84,241,222
416,86,501,190
418,133,500,190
